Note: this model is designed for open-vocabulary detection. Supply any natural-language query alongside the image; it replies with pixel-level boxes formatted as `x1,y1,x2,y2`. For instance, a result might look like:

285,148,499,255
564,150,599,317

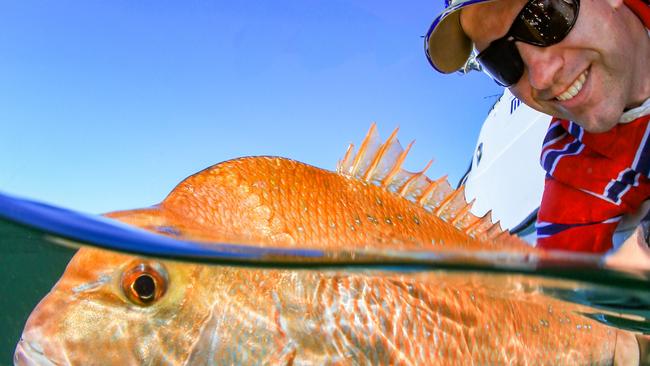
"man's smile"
555,68,590,102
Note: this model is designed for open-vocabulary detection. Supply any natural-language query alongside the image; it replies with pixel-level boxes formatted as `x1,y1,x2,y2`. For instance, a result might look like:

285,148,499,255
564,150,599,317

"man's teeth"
556,70,588,102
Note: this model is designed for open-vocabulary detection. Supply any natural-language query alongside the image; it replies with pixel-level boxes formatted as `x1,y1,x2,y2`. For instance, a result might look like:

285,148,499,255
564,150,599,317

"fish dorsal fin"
337,123,512,240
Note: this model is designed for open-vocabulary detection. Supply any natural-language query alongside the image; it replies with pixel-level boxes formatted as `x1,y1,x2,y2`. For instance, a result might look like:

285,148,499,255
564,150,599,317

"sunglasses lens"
512,0,579,46
475,0,579,86
476,39,525,87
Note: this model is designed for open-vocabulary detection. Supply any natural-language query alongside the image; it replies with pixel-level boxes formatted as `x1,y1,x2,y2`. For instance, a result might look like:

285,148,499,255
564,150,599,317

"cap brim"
425,0,492,74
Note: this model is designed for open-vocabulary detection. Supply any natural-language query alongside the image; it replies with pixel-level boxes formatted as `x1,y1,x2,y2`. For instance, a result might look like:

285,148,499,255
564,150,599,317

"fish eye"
121,262,167,306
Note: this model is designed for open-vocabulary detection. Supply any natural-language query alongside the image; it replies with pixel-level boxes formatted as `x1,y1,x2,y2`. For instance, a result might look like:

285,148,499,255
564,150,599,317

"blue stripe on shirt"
536,216,621,238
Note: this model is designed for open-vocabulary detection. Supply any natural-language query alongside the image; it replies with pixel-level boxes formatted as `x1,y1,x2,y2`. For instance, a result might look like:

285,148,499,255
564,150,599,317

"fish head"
15,247,211,365
15,244,304,365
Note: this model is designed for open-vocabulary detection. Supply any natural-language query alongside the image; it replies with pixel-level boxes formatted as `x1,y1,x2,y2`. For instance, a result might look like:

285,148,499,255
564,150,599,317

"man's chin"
579,118,620,133
579,122,616,133
553,111,619,133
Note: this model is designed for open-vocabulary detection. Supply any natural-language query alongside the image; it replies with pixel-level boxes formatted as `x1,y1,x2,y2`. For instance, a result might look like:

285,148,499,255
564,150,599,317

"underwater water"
0,219,75,365
2,192,650,364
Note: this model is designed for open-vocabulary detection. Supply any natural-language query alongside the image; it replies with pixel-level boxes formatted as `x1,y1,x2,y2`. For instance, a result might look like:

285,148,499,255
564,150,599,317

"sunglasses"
475,0,580,87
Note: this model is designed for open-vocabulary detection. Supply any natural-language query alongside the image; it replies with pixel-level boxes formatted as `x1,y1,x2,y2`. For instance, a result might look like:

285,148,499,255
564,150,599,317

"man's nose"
517,42,563,91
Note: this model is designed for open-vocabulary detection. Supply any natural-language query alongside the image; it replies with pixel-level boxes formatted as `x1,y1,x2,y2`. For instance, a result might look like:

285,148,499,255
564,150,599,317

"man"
425,0,650,255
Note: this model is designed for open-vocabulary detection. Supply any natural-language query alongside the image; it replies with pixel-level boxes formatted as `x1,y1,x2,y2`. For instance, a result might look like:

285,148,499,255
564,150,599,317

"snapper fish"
15,125,640,365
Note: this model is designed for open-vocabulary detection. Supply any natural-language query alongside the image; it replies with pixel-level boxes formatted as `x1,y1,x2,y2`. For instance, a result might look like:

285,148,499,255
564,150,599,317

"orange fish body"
15,125,637,365
108,125,526,252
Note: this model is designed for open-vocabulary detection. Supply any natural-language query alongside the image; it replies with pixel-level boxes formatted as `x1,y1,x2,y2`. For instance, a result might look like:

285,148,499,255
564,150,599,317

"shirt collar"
620,97,650,123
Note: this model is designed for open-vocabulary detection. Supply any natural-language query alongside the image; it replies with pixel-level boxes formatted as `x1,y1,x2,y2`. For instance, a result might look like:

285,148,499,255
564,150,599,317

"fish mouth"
14,338,62,366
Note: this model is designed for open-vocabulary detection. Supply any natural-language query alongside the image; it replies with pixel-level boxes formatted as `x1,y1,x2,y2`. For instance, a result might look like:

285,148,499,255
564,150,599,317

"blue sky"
0,1,503,214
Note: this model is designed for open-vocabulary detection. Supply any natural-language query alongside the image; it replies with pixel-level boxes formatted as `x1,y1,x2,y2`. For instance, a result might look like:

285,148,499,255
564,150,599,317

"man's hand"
605,225,650,271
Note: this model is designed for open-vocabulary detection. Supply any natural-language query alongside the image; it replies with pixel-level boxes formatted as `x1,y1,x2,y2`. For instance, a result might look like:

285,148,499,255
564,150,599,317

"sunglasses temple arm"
457,55,483,75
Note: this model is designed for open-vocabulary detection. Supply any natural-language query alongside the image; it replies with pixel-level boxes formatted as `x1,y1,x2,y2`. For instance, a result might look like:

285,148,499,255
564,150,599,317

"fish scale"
14,125,636,365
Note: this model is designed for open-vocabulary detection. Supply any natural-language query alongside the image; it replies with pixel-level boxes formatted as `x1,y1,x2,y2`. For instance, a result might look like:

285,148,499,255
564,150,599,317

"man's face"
460,0,650,133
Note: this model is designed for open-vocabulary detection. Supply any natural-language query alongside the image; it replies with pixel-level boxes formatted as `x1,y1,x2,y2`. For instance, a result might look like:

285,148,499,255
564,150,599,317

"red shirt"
537,117,650,252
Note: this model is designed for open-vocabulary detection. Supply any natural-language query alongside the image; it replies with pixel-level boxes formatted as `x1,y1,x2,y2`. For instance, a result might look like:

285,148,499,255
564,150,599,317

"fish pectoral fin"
613,330,641,366
634,333,650,366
